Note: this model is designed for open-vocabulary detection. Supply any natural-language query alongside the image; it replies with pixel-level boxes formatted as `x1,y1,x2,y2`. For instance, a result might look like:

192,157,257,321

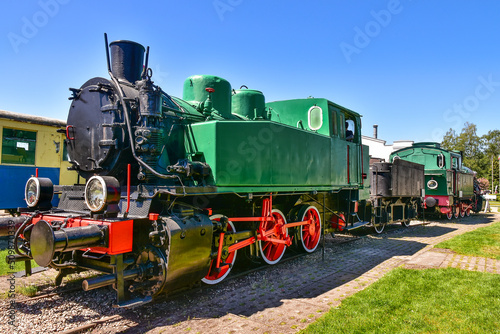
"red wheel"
299,206,321,253
453,206,460,219
258,209,288,265
466,207,471,216
330,213,346,231
446,208,453,220
460,205,465,218
202,216,237,285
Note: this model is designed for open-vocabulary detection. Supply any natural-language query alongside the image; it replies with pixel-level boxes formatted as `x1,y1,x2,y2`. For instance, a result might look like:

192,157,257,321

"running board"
115,296,153,308
344,221,371,231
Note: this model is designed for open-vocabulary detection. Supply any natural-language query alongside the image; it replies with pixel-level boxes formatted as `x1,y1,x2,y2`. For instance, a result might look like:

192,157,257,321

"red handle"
66,125,75,140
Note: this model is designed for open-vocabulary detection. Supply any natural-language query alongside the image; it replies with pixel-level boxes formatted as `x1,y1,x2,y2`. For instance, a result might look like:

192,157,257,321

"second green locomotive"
390,142,480,219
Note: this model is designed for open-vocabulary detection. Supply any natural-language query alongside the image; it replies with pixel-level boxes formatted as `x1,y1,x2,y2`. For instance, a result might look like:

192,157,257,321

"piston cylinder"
82,267,141,291
30,220,106,267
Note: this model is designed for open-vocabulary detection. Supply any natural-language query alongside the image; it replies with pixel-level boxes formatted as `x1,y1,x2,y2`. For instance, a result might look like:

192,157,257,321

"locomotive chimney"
373,124,378,139
109,40,145,84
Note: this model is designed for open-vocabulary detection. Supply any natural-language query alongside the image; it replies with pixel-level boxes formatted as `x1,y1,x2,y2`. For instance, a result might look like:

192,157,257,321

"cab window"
307,106,323,131
437,154,445,168
339,113,346,138
345,119,355,142
329,105,344,137
330,109,338,136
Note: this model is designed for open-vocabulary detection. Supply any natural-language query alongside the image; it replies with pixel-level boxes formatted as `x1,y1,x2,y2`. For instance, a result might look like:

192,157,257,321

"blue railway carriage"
0,110,78,213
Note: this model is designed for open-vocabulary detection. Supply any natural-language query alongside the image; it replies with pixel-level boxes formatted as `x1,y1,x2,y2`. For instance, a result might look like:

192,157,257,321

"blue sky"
1,0,499,144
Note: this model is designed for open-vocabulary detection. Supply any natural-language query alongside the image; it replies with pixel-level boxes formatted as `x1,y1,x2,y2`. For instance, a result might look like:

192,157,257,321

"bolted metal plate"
67,77,130,180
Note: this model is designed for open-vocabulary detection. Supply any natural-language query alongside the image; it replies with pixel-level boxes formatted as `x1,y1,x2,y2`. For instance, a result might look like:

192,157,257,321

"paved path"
139,213,500,334
406,248,500,273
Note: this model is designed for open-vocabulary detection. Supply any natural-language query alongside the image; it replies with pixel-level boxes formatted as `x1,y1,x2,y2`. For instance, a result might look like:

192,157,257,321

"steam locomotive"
0,36,467,307
390,142,482,219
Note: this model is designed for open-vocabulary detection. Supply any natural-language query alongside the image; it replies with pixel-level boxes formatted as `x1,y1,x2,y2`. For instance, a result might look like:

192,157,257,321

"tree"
477,177,489,192
441,122,485,174
441,128,458,151
441,124,500,189
482,130,500,192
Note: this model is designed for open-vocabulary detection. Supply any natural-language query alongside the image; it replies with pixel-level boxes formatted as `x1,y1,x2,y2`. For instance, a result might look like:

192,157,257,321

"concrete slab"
405,249,449,268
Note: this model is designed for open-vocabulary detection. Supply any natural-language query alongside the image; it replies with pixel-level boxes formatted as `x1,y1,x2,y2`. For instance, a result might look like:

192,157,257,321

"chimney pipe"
373,124,378,139
109,40,145,84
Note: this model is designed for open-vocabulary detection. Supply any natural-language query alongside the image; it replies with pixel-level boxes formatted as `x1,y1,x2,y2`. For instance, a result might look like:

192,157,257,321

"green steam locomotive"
1,37,430,306
390,142,482,219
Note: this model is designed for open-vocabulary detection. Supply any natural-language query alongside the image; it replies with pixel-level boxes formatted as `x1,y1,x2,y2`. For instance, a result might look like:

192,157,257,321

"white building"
362,125,413,162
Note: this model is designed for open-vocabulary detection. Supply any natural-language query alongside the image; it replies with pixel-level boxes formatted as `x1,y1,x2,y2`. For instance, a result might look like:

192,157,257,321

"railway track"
26,286,82,301
58,315,122,334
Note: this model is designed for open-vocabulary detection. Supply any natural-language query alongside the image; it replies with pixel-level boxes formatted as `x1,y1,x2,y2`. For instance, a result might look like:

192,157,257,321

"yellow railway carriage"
0,110,78,212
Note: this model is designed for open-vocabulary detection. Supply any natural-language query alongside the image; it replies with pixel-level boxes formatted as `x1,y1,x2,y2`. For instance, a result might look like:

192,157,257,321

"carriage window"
452,157,458,169
1,128,36,165
62,140,69,161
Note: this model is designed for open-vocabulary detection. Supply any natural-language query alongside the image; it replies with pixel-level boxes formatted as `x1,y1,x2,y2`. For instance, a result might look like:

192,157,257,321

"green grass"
301,268,500,334
0,283,39,299
16,284,38,297
0,249,38,276
435,221,500,259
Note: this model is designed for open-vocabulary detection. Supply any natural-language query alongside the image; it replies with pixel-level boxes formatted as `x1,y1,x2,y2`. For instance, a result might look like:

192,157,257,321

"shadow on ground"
118,221,465,332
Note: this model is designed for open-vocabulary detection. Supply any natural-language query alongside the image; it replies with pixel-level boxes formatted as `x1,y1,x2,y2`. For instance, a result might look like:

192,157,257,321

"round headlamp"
425,196,437,208
25,177,54,208
85,176,121,212
427,179,438,190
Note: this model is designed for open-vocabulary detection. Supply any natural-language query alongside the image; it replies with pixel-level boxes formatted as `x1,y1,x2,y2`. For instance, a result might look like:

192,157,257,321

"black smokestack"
109,40,145,84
